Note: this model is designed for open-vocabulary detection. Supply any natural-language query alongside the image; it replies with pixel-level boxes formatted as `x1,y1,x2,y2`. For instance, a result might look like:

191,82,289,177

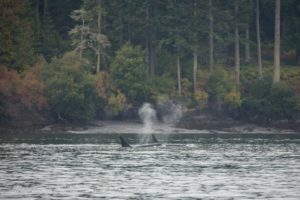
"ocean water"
0,132,300,199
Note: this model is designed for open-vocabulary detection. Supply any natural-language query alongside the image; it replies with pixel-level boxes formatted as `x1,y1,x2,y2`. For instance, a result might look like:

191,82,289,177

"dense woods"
0,0,300,124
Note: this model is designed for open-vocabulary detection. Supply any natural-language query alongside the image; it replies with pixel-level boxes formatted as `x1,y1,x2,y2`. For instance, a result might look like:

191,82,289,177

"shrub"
194,89,208,106
22,64,48,111
0,65,48,121
224,90,242,108
95,71,114,113
242,78,296,120
42,52,97,122
95,72,128,118
269,82,295,117
148,74,175,103
105,90,127,116
206,66,241,108
181,78,192,99
110,42,148,104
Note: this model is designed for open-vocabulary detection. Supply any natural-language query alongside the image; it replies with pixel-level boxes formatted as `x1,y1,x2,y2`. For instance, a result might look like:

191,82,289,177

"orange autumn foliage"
22,65,48,111
0,65,48,120
0,66,23,102
95,72,128,117
96,71,114,99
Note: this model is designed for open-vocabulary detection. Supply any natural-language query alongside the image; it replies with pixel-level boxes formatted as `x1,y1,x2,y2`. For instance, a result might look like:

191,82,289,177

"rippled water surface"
1,133,300,199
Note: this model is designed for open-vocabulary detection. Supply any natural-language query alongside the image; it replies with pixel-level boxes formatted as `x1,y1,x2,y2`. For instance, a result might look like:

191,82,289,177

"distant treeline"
0,0,299,123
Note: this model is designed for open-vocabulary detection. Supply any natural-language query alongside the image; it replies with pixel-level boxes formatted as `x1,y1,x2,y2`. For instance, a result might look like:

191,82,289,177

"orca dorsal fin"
151,134,159,143
120,135,132,148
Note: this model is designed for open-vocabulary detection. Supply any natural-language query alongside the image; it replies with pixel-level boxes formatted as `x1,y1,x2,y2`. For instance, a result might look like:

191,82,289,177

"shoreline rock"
0,118,299,135
176,108,300,133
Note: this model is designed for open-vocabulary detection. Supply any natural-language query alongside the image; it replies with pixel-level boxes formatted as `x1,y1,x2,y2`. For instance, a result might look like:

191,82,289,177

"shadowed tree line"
0,0,299,123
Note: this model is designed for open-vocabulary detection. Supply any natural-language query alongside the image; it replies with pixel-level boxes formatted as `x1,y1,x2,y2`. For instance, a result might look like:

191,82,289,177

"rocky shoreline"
175,108,300,133
175,118,300,133
0,118,299,135
1,106,299,134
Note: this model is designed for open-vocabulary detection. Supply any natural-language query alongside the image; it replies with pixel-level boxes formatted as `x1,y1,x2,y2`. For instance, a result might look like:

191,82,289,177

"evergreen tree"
83,0,110,74
0,0,34,71
256,0,263,79
234,0,241,84
69,9,89,61
160,0,190,96
282,0,300,66
273,0,280,83
208,0,214,73
110,42,148,104
211,0,233,63
239,0,254,63
40,5,60,62
42,51,97,121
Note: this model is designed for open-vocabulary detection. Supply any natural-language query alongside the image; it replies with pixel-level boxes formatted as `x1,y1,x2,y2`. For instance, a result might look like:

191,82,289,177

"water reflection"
0,133,300,199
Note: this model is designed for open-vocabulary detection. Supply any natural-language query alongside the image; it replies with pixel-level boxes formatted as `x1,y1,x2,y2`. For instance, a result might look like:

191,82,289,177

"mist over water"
138,102,183,142
138,103,157,143
159,101,183,125
138,103,157,134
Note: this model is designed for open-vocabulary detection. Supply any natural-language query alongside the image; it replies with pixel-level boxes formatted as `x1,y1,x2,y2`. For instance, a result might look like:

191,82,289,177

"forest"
0,0,299,125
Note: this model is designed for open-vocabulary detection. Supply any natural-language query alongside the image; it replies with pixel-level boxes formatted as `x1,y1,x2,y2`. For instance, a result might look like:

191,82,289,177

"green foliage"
32,0,81,62
241,65,300,95
95,72,113,110
281,0,300,55
197,68,210,89
280,66,300,93
2,0,300,123
224,90,242,108
95,72,127,118
157,51,177,76
194,89,208,106
240,64,273,83
105,90,127,117
269,83,295,117
206,66,241,108
39,11,61,62
242,78,297,120
181,78,192,99
148,74,175,103
42,52,97,122
0,0,34,71
207,67,229,101
110,42,148,104
293,94,300,112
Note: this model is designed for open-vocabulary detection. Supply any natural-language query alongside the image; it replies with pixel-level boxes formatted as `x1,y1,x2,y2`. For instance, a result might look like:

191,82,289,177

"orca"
119,134,162,148
120,135,132,148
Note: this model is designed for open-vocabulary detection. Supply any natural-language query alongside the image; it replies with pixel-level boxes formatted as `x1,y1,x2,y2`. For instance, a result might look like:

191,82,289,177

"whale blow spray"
138,103,157,134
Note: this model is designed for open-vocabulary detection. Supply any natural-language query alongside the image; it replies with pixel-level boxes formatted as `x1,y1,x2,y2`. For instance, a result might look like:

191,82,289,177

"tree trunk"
79,17,85,61
296,49,300,66
150,42,156,76
234,0,240,84
97,0,101,36
208,0,214,73
256,0,263,79
96,48,100,74
119,13,123,46
146,6,156,77
193,52,198,93
35,0,40,37
273,0,280,83
245,26,250,62
177,55,181,96
145,39,150,74
96,0,101,74
43,0,48,16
